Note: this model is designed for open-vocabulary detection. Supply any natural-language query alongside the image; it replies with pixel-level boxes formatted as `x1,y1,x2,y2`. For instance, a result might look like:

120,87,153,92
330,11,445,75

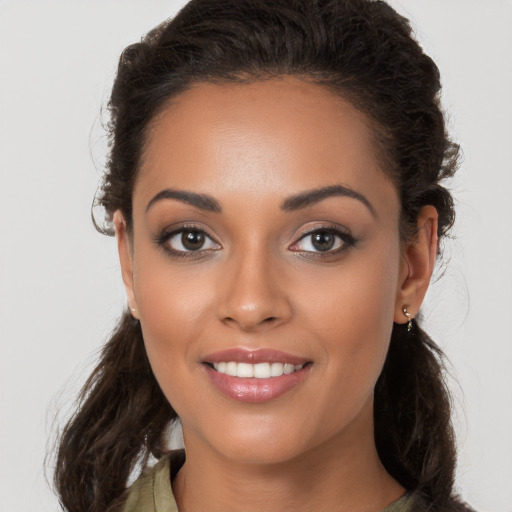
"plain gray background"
0,1,511,510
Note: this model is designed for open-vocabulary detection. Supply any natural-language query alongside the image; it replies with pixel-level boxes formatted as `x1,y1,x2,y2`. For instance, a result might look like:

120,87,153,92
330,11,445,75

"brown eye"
182,230,205,250
289,227,355,255
311,231,335,251
165,229,220,253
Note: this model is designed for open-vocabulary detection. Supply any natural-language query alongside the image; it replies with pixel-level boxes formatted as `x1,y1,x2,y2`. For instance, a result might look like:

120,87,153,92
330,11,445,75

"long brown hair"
54,1,461,510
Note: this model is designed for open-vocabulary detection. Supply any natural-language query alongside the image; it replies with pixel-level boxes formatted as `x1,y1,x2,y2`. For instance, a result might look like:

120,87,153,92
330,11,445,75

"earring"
402,307,413,332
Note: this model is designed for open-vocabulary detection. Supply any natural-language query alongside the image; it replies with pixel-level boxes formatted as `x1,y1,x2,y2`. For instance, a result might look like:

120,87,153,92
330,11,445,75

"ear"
394,205,438,325
113,210,139,319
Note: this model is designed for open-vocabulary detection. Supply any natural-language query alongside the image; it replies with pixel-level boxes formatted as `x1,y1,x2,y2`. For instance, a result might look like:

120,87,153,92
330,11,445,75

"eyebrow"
146,189,222,213
146,184,375,217
281,184,376,217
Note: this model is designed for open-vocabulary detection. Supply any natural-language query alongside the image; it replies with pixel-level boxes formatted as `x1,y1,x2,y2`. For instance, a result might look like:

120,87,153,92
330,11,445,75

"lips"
202,348,312,403
204,347,309,365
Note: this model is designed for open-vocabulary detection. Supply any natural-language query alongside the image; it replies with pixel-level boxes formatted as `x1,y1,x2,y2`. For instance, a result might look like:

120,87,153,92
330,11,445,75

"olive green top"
122,451,425,512
123,454,180,512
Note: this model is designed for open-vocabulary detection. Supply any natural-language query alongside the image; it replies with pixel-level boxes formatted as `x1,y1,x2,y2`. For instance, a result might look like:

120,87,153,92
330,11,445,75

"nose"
216,250,293,332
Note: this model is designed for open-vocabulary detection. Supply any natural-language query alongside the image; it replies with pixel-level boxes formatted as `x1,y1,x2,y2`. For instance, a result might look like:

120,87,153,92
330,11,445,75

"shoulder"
410,493,477,512
122,451,184,512
384,492,476,512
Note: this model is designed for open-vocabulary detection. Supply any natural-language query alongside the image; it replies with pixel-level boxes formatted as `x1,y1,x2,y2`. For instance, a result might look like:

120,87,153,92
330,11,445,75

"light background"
0,1,511,511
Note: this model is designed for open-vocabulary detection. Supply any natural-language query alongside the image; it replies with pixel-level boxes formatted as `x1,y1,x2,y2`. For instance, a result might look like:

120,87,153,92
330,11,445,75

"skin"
115,77,438,512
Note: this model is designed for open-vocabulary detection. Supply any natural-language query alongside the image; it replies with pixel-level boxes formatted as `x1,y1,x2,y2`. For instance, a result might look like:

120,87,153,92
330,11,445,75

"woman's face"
117,77,411,465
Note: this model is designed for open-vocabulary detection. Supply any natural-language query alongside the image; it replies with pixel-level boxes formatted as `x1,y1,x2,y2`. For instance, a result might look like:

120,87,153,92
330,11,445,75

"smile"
212,362,305,378
203,348,312,403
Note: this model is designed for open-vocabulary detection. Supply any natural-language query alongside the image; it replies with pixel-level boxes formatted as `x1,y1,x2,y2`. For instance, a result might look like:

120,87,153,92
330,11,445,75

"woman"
54,0,473,510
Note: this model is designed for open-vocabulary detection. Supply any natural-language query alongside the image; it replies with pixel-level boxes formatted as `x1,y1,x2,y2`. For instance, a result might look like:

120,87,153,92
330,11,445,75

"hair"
54,1,462,511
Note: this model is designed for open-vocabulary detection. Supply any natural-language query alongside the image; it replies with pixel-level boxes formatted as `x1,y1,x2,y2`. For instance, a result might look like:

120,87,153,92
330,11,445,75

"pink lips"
202,348,312,403
204,348,309,365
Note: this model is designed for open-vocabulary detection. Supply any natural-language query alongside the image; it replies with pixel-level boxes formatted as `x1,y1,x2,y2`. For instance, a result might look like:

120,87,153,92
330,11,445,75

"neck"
172,400,404,512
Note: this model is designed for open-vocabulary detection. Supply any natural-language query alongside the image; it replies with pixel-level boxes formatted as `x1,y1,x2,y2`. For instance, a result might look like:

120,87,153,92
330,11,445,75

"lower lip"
203,364,311,403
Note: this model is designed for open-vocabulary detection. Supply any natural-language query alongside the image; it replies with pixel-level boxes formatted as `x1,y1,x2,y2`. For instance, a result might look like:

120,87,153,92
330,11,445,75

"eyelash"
289,225,356,259
155,223,221,259
155,224,356,260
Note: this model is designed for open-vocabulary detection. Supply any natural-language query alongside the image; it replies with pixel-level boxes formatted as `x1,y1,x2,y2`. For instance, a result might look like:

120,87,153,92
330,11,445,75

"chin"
210,435,309,466
182,408,350,468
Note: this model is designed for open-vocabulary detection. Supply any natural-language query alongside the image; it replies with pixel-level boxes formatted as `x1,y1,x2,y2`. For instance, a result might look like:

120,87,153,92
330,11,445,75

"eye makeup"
288,224,357,261
154,222,221,260
153,220,357,262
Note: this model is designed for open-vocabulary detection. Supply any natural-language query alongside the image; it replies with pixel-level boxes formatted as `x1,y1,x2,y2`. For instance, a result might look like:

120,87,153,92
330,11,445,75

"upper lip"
203,348,310,365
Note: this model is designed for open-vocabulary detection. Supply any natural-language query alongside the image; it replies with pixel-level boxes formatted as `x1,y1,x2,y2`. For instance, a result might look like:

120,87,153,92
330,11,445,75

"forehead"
136,77,398,218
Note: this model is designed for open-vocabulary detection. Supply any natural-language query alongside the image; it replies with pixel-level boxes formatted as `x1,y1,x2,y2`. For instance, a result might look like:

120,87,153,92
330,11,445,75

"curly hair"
54,1,461,511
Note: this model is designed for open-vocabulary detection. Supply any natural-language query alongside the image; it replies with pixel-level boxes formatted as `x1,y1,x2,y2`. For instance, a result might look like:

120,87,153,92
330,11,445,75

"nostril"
222,316,275,323
221,314,282,331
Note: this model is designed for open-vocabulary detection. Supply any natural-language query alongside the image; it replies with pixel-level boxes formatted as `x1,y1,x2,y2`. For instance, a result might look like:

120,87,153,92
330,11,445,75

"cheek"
135,280,205,419
302,244,400,384
300,243,399,329
131,251,211,381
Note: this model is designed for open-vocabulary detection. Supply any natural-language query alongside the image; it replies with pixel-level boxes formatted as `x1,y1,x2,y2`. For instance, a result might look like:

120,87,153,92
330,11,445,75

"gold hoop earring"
402,307,413,332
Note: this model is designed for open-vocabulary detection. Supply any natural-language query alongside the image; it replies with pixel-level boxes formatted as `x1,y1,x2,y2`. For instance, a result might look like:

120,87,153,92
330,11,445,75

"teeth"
283,363,294,374
212,361,305,378
270,362,284,377
225,361,237,377
237,362,254,378
254,363,271,378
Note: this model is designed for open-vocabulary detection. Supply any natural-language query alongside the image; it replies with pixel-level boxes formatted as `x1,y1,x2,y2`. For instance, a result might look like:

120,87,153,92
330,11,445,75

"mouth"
208,361,307,378
202,348,312,403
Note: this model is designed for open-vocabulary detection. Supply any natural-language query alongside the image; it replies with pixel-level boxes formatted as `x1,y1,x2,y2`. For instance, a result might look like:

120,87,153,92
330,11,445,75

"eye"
289,227,354,254
159,227,221,255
